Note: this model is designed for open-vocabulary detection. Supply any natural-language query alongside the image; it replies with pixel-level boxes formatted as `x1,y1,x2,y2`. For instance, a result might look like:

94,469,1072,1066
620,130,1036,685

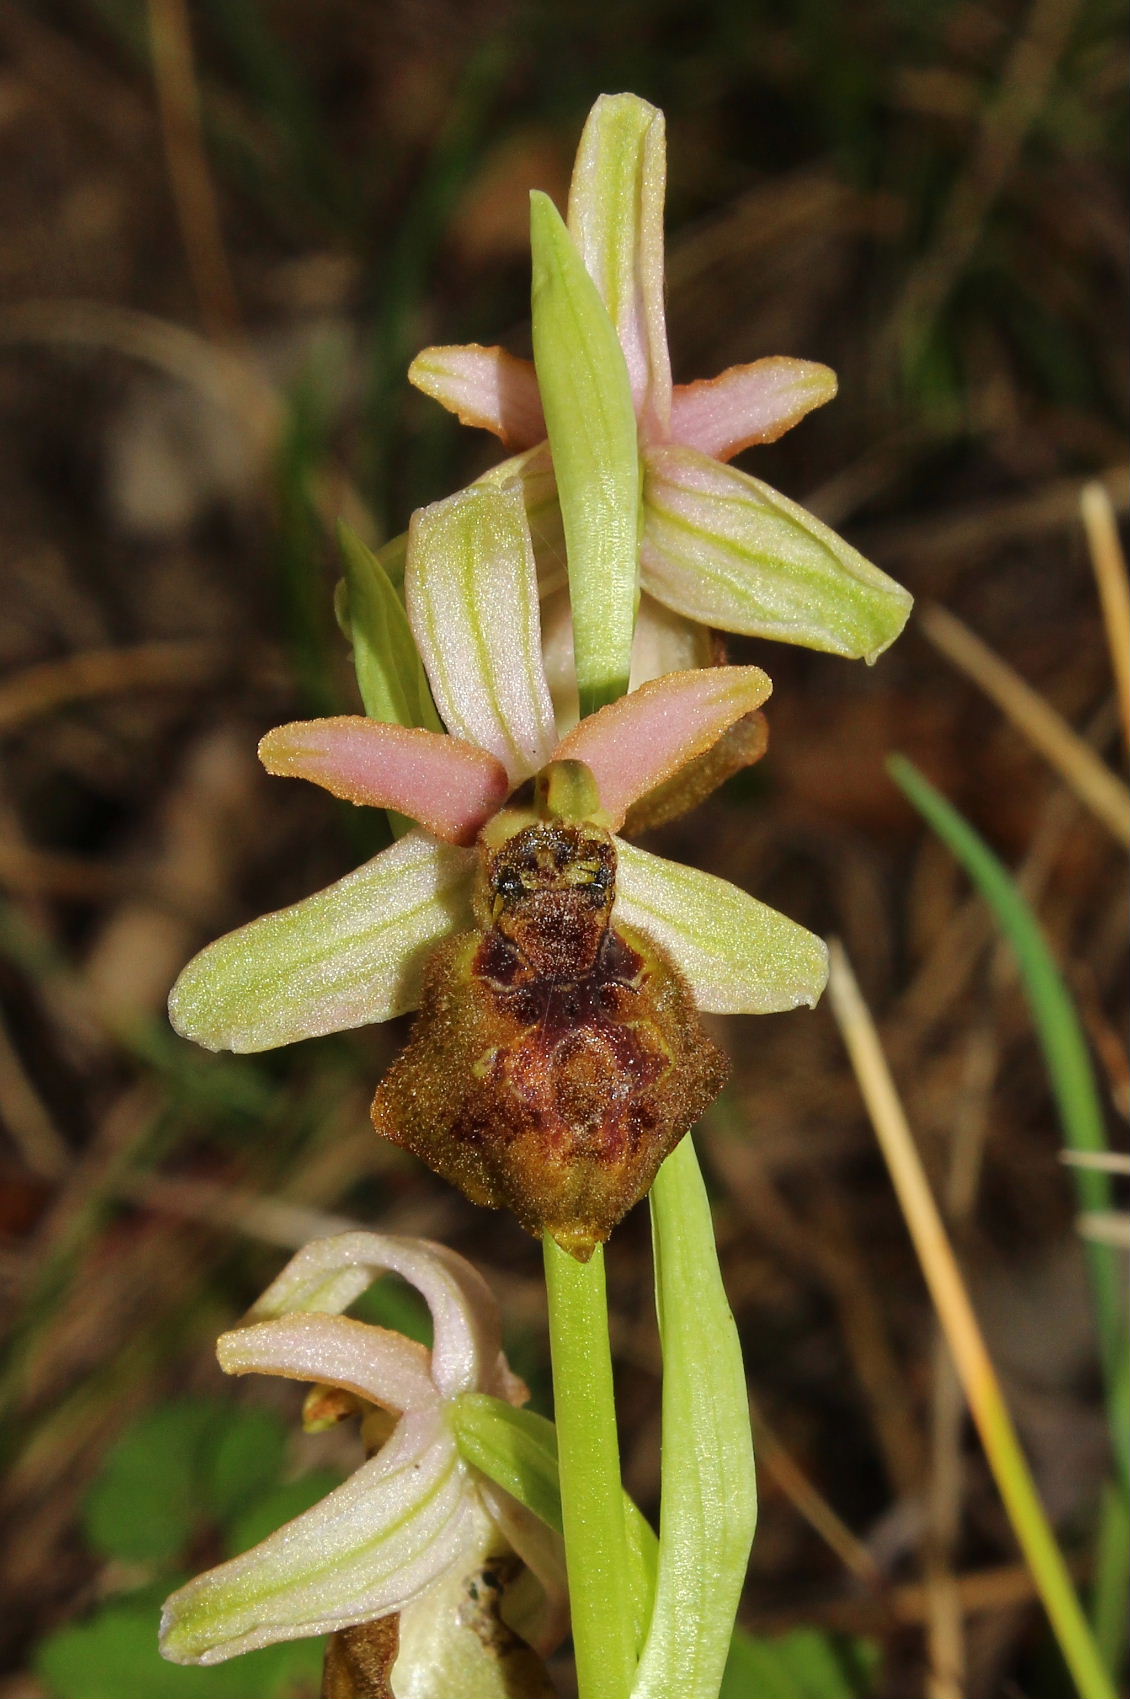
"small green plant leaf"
450,1395,563,1533
82,1403,218,1565
350,1270,434,1345
451,1390,658,1650
202,1406,288,1525
337,521,442,733
720,1626,879,1699
35,1588,324,1699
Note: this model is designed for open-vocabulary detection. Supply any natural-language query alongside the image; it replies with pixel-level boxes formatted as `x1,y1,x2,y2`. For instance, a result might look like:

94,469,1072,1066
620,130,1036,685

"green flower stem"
449,1394,658,1647
542,1237,636,1699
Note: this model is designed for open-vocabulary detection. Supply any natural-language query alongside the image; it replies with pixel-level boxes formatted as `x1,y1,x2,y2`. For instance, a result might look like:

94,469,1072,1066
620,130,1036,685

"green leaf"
530,190,641,715
450,1395,563,1533
35,1589,324,1699
450,1392,658,1647
632,1136,757,1699
721,1626,879,1699
82,1402,219,1565
337,521,441,733
202,1406,288,1525
350,1271,433,1346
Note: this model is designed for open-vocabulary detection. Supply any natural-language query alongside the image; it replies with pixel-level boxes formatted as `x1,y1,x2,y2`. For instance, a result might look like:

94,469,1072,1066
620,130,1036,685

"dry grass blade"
827,941,1117,1699
0,1012,70,1179
147,0,241,340
1061,1152,1130,1175
745,1558,1084,1639
1080,483,1130,757
890,0,1086,361
114,1172,368,1250
1077,1213,1130,1249
918,602,1130,846
748,1398,883,1589
873,467,1129,569
0,300,280,446
0,641,227,735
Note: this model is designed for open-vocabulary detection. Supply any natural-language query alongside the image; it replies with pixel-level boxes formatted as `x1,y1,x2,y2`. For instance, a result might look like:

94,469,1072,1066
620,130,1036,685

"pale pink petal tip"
218,1312,437,1415
554,665,772,828
259,718,510,846
670,356,837,461
408,345,545,450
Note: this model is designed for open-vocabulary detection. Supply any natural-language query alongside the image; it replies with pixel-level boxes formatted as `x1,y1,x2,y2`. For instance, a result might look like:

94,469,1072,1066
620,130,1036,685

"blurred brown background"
0,1,1126,1695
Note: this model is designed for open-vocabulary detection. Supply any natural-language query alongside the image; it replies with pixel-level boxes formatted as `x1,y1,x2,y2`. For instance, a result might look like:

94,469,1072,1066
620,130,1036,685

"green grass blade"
887,756,1125,1480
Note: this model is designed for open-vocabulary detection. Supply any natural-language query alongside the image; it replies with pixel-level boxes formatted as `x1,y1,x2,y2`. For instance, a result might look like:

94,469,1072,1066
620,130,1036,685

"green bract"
530,191,641,715
635,1138,757,1699
337,521,441,732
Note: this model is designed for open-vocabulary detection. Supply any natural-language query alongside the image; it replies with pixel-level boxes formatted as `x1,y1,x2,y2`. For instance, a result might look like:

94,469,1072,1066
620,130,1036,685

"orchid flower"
169,482,827,1247
170,480,827,1058
408,91,911,700
160,1231,567,1695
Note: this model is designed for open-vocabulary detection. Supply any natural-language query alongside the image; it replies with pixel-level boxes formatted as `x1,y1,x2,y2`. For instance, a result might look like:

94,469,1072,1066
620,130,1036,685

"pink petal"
218,1313,437,1414
670,357,837,461
248,1231,513,1403
408,345,546,450
259,718,509,846
567,94,672,437
553,666,771,829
